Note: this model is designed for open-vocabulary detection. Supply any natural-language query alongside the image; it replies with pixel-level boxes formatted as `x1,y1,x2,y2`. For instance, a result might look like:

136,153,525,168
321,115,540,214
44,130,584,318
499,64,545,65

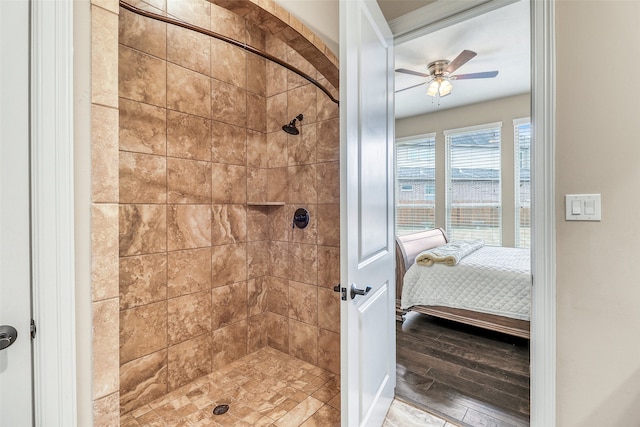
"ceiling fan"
395,50,498,98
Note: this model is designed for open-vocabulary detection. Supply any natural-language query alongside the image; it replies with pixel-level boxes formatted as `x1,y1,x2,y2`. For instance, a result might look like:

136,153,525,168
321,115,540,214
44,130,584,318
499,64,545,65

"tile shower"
102,0,341,423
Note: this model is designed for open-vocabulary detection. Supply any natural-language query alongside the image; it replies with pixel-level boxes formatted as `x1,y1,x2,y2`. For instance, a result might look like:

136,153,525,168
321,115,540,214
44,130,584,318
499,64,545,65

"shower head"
282,114,304,135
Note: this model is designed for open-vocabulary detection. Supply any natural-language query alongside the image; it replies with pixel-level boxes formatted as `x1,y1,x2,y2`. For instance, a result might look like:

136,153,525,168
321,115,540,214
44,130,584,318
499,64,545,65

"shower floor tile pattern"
119,347,341,427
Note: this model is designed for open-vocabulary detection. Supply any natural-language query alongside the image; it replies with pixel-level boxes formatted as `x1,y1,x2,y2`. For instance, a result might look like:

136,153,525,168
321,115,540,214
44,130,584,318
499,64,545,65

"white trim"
443,121,503,136
530,0,556,425
30,0,78,425
395,132,436,144
391,0,519,45
513,116,531,126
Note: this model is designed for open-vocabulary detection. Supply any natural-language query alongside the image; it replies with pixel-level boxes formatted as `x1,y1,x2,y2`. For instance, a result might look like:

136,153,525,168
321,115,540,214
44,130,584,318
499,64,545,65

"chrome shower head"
282,114,304,135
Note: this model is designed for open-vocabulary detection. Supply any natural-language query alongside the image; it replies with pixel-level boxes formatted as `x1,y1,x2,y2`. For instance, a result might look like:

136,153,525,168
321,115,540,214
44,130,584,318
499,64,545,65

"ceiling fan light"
439,79,453,96
426,80,440,97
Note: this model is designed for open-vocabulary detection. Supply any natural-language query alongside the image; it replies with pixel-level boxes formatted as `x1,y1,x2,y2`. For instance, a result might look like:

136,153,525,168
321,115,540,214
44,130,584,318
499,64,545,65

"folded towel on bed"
415,239,485,266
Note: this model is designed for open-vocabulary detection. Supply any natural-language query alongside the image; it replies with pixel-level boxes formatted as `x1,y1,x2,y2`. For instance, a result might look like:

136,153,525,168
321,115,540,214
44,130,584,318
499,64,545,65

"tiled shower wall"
115,0,340,416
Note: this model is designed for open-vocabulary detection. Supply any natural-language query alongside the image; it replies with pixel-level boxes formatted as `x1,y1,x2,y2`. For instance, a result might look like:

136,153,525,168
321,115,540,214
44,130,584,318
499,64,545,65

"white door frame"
30,0,78,424
390,1,556,425
530,0,556,425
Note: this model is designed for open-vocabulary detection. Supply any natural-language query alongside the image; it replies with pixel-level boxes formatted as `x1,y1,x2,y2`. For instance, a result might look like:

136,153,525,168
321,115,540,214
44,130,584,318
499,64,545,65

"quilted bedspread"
401,246,531,321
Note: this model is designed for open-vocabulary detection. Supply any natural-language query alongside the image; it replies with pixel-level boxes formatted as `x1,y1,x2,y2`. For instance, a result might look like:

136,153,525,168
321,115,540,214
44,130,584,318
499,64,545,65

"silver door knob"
350,284,372,300
0,325,18,350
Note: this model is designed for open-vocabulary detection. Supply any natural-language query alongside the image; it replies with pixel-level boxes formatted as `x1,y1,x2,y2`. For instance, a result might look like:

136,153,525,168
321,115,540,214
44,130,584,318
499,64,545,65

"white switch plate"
565,194,601,221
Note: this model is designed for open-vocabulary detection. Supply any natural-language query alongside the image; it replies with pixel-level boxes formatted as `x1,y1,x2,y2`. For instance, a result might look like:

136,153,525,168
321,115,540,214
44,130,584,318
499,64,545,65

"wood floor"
396,311,530,427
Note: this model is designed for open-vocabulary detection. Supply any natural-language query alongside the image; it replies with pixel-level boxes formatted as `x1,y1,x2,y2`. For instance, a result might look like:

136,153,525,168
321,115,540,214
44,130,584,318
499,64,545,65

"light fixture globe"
439,79,453,96
425,60,453,98
426,76,453,97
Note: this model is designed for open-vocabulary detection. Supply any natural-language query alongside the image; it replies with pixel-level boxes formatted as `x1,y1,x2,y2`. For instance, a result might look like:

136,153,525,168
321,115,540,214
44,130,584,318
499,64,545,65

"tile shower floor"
120,347,341,427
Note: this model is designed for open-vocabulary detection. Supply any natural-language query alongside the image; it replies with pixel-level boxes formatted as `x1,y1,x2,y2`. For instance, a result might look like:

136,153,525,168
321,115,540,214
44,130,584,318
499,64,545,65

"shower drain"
212,404,230,416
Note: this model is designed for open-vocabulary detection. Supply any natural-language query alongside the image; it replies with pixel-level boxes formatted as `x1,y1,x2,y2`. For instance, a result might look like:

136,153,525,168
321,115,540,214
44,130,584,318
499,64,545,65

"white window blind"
445,123,502,245
514,119,531,248
395,134,436,236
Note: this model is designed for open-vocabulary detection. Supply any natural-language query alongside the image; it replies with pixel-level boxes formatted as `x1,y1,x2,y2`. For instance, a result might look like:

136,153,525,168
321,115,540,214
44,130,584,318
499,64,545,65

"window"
514,118,531,248
424,183,435,199
445,123,502,245
395,134,436,236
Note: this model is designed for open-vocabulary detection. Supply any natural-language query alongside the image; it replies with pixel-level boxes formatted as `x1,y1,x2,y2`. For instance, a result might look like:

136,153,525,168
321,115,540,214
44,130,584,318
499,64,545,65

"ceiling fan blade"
395,82,426,93
445,50,477,74
395,68,430,78
451,70,499,80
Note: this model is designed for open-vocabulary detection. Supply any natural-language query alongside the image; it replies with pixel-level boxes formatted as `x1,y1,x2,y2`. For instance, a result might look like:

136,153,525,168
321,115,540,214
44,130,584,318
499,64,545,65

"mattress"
401,246,531,321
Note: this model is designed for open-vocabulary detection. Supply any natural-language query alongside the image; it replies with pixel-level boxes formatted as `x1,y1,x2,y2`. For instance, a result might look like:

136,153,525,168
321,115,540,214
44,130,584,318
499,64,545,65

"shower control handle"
350,284,372,300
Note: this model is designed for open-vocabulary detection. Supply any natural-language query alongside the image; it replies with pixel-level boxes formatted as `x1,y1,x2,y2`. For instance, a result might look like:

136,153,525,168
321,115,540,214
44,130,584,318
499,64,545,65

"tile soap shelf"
247,202,285,206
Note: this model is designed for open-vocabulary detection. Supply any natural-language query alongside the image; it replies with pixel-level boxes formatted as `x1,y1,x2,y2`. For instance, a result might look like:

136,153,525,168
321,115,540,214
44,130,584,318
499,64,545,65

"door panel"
0,0,34,425
340,1,395,426
359,285,391,414
358,12,390,261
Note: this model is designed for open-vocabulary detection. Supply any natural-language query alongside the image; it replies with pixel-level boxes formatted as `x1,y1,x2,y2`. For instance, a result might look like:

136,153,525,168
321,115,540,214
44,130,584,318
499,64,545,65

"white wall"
556,1,640,425
396,93,530,246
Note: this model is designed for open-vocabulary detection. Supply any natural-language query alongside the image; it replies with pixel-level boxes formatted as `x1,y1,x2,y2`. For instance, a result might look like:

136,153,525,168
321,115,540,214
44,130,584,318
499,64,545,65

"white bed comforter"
401,246,531,321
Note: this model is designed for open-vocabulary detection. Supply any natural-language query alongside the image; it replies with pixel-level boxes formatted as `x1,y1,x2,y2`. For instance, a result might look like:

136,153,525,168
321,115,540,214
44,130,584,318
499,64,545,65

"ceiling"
274,0,530,119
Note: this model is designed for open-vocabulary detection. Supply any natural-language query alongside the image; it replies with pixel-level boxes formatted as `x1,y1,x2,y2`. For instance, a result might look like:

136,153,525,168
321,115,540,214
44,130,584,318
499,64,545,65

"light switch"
584,199,595,215
566,194,601,221
571,200,582,215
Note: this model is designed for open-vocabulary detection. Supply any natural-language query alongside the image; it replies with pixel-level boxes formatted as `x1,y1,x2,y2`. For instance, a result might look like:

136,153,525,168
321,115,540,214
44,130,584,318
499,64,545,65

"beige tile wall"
260,33,341,376
112,0,340,417
90,0,121,425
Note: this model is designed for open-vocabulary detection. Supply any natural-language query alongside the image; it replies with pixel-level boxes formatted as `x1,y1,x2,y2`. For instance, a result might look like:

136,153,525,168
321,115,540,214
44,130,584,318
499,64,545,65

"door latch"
333,284,347,301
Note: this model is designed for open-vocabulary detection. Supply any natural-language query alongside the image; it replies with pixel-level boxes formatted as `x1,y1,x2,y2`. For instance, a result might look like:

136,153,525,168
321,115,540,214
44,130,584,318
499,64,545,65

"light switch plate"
565,194,601,221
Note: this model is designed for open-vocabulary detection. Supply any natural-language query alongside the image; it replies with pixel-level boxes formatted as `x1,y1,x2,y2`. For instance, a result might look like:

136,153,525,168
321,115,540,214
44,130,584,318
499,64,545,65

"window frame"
514,117,531,248
394,133,437,236
444,122,503,245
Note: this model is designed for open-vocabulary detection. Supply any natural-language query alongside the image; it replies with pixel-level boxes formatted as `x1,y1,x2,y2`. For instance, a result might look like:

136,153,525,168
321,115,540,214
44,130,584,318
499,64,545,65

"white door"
339,1,395,426
0,0,34,425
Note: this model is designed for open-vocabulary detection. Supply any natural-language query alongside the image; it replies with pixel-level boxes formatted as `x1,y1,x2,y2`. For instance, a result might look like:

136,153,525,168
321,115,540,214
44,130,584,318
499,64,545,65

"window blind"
395,135,436,236
445,123,502,245
514,119,531,248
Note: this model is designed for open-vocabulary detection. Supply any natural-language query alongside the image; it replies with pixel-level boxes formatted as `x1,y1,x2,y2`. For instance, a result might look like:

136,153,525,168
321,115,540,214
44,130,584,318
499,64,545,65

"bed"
395,228,531,339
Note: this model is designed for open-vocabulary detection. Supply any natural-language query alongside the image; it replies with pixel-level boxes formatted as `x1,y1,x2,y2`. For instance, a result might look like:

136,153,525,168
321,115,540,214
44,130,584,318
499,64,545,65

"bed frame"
395,228,530,339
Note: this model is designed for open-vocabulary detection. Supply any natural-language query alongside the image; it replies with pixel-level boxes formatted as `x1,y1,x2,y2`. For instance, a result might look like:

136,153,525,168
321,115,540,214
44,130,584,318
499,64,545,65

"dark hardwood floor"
396,311,530,427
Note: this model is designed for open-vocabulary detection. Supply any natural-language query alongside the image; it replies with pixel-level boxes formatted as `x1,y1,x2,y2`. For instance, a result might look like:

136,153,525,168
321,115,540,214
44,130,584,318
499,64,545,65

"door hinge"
30,319,36,340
